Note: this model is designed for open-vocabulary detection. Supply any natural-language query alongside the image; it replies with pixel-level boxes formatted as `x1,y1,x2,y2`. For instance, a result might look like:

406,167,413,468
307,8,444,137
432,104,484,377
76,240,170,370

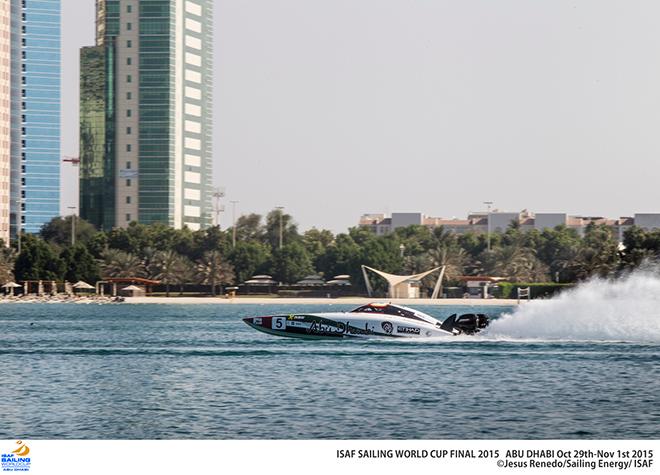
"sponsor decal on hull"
259,315,402,338
249,314,428,339
307,318,377,336
397,326,421,335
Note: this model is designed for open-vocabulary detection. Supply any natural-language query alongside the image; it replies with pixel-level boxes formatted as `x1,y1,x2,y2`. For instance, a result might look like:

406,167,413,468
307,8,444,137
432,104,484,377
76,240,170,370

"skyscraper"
0,2,10,244
80,0,213,231
10,0,62,237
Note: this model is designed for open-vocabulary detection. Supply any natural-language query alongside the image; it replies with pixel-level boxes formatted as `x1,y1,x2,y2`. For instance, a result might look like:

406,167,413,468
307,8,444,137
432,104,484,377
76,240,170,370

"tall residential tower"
1,0,61,244
0,2,10,244
80,0,213,231
10,0,62,237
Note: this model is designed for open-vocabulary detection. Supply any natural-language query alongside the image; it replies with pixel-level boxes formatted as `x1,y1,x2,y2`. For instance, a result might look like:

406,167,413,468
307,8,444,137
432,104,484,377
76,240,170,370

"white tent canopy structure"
361,265,446,299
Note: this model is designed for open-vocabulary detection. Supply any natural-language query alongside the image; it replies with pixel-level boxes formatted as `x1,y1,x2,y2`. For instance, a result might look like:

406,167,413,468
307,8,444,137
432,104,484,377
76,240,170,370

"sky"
62,0,660,233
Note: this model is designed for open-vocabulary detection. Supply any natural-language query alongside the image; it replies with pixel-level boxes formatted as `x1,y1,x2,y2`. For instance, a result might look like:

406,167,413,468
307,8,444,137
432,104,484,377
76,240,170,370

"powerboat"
242,302,489,339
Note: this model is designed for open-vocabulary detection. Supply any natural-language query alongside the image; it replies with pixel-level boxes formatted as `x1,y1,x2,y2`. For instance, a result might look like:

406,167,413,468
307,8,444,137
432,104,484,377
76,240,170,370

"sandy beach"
0,296,522,305
123,296,521,306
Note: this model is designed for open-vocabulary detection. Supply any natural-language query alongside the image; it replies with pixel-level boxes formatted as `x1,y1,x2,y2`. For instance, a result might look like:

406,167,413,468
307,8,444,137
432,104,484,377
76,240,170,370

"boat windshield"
350,304,426,321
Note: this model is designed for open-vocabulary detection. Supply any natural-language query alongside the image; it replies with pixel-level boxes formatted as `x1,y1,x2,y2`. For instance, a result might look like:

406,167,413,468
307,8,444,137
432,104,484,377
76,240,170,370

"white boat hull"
243,312,454,339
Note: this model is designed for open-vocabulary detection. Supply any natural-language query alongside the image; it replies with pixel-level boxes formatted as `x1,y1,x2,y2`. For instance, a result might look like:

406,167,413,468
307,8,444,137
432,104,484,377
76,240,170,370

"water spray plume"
486,269,660,343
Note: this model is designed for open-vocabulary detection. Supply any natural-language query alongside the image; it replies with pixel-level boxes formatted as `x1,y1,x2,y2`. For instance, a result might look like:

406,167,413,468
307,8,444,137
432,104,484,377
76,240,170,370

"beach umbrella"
121,285,142,291
296,275,326,286
2,282,22,288
72,281,96,296
120,285,145,297
326,279,351,286
2,282,22,296
72,281,95,290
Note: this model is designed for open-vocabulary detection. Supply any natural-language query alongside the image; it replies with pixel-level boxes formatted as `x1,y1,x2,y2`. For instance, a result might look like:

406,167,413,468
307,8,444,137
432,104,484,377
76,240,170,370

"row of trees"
1,208,659,294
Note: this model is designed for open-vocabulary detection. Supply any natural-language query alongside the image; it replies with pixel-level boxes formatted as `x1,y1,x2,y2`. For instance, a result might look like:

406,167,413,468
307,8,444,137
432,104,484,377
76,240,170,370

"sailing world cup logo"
1,440,31,472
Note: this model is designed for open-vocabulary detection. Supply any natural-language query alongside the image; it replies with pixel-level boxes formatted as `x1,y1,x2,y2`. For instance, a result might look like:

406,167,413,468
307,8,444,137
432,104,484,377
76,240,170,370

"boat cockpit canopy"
350,303,435,323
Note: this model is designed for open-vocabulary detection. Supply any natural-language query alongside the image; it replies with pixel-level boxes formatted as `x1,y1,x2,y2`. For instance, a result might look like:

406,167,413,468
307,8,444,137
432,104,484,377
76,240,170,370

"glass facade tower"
10,0,62,237
80,45,115,231
0,3,10,244
80,0,213,231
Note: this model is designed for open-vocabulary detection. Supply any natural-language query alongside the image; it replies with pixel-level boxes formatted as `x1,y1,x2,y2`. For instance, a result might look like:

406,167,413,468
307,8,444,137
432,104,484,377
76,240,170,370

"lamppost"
483,201,493,251
399,243,405,258
275,206,284,249
68,206,77,246
230,200,239,248
212,188,226,228
275,206,285,249
16,198,24,254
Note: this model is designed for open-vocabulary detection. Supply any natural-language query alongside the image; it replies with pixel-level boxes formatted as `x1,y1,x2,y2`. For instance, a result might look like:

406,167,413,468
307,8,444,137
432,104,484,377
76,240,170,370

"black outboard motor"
440,313,490,335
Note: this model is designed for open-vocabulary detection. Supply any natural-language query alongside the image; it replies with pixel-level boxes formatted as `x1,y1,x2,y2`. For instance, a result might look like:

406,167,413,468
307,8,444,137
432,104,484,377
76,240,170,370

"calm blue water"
0,303,658,439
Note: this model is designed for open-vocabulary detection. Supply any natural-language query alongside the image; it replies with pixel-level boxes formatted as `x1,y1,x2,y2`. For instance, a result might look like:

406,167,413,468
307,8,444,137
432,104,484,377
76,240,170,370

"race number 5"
272,317,287,330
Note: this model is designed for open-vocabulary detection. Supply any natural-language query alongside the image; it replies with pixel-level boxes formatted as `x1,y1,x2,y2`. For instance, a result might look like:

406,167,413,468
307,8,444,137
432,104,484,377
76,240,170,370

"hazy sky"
62,1,660,233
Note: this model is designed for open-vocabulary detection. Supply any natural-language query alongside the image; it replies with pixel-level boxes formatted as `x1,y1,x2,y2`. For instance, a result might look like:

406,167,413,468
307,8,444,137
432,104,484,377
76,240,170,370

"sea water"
0,272,659,439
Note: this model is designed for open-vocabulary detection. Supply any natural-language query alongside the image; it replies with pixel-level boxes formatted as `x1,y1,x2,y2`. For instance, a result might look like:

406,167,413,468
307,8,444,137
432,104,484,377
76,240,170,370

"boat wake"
484,270,660,343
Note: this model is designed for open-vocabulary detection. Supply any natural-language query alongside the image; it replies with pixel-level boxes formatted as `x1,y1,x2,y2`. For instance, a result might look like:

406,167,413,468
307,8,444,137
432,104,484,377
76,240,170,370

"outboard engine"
440,313,490,335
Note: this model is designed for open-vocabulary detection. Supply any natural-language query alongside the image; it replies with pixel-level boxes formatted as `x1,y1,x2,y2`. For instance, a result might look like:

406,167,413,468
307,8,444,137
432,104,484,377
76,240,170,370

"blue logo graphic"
1,441,31,472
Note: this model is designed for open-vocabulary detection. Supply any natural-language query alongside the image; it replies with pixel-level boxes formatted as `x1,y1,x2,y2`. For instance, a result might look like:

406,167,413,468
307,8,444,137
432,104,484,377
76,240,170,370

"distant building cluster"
359,211,660,241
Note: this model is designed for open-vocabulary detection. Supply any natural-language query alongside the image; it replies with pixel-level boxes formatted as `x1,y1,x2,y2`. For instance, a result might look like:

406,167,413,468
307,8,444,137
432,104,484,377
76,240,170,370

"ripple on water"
0,303,658,439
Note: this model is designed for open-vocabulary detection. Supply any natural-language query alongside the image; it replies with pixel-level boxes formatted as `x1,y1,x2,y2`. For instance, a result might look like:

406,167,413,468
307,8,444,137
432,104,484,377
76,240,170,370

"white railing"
517,287,531,303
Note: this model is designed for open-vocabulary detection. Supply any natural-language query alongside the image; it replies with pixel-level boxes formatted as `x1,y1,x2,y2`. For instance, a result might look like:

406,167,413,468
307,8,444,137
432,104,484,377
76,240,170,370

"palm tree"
426,246,466,282
197,251,235,296
402,254,431,275
549,244,581,282
0,247,16,285
432,226,455,248
173,256,196,296
568,224,619,280
148,250,188,297
486,246,549,283
570,246,618,280
425,245,467,297
101,249,145,278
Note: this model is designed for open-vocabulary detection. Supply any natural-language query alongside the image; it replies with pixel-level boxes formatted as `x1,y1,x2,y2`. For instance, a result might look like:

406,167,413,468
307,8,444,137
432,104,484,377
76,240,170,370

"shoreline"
0,296,522,306
123,297,521,305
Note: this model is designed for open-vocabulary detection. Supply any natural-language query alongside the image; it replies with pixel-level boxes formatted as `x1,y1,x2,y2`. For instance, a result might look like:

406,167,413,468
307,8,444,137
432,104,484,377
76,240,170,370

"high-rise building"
80,0,213,231
9,0,62,237
0,2,10,244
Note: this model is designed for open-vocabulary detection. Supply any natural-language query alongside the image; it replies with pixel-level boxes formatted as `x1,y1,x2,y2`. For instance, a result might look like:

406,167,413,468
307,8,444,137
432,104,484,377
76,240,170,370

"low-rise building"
534,213,568,230
359,214,391,236
391,212,424,229
633,214,660,231
359,210,660,241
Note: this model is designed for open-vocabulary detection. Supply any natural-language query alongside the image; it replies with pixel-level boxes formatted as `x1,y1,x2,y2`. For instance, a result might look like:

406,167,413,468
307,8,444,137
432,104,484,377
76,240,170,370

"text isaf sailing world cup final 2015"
337,449,499,459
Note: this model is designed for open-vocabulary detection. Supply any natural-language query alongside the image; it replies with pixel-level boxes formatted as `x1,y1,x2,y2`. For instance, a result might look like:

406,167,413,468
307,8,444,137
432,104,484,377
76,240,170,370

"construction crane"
63,156,80,166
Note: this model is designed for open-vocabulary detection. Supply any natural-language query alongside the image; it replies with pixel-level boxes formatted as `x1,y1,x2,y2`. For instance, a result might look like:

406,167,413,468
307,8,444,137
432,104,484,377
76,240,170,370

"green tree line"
0,209,658,294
